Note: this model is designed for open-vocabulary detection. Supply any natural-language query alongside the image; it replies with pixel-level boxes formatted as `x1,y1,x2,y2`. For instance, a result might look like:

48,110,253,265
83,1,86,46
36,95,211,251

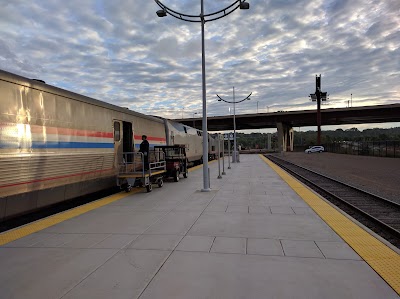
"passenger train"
0,69,221,221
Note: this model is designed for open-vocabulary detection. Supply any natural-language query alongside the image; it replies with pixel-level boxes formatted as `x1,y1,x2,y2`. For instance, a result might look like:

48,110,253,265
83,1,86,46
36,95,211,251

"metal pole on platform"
217,88,251,163
217,134,222,179
155,0,249,191
222,136,226,175
233,87,237,162
227,137,231,169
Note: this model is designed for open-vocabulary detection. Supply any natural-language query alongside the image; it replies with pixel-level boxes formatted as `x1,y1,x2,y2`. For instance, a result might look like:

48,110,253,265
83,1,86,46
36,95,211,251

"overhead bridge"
174,104,400,152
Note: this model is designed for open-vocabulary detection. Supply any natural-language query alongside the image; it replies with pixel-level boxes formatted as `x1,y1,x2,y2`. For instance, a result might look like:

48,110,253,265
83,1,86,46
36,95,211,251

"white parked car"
305,145,325,153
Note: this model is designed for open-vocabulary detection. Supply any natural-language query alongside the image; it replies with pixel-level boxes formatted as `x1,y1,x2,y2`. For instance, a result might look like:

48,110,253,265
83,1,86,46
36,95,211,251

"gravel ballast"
275,152,400,204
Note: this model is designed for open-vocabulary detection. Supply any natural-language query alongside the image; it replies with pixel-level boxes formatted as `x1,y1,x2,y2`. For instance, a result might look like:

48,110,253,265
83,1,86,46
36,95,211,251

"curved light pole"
154,0,250,191
217,87,252,163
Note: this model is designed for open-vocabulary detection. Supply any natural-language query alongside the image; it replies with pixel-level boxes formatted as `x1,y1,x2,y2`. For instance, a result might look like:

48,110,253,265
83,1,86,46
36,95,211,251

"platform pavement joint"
0,155,398,298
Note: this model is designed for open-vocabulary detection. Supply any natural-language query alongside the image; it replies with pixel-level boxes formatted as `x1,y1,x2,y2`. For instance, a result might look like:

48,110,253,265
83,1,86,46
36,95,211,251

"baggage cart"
117,151,166,192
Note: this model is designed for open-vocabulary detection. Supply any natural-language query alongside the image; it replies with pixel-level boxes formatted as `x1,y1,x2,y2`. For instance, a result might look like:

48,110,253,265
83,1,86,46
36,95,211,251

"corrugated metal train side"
0,70,166,221
164,119,203,164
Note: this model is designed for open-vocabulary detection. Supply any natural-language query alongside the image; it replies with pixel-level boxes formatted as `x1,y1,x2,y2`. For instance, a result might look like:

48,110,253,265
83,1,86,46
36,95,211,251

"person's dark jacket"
139,139,150,156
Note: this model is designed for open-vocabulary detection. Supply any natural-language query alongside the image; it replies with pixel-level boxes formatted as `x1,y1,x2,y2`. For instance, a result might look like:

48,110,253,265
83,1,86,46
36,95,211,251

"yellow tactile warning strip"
187,159,217,173
0,160,214,246
0,189,141,246
259,154,400,295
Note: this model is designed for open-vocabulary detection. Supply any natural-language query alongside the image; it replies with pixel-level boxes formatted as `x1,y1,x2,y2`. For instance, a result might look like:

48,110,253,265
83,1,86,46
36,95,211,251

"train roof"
0,69,164,124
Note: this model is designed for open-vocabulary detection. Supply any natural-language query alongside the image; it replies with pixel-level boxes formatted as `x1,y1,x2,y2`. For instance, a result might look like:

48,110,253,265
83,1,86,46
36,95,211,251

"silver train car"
0,69,205,221
163,120,203,165
208,133,224,160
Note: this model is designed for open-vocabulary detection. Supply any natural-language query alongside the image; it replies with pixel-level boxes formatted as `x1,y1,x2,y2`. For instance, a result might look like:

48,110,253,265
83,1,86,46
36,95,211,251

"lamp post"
155,0,249,191
222,136,226,175
193,112,198,128
217,87,252,163
227,134,231,169
309,74,328,145
217,134,222,179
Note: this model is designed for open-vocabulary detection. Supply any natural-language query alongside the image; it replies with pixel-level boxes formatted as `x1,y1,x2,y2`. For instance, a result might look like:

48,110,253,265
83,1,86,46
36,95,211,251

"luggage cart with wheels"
117,151,166,192
154,145,188,182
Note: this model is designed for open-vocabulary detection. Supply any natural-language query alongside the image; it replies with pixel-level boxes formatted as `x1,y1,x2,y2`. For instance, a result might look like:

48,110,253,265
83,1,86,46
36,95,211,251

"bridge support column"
267,133,272,150
277,123,294,152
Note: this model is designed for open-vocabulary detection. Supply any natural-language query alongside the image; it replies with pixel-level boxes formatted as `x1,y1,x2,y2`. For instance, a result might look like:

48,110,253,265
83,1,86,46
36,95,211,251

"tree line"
235,127,400,150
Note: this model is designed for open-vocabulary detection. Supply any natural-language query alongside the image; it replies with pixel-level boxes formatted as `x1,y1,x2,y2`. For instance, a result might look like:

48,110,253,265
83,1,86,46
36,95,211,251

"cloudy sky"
1,0,399,131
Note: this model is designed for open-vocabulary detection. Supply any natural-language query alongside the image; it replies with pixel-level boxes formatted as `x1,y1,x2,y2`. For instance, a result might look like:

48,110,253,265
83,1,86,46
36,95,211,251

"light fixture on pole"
156,8,167,17
217,87,252,163
154,0,250,191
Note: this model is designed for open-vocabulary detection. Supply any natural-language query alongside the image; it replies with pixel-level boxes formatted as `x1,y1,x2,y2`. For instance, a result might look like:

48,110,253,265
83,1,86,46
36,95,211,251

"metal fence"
325,141,400,158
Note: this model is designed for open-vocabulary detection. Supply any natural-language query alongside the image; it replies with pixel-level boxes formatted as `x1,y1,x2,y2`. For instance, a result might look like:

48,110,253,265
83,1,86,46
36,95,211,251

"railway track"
266,154,400,249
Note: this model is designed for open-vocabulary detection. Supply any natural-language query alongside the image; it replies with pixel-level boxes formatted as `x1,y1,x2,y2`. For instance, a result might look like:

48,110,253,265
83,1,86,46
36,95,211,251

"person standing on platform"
139,135,150,170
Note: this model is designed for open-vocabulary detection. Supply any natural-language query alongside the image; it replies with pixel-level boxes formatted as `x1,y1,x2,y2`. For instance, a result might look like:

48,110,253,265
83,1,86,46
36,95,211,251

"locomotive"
0,69,220,221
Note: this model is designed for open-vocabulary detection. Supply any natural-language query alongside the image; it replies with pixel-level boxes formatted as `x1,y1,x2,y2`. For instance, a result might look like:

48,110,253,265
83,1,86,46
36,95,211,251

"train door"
113,120,122,167
123,121,133,162
113,120,134,167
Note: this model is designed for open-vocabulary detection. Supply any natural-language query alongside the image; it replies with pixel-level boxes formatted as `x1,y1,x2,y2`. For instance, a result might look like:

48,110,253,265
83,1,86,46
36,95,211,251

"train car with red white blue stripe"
0,69,204,221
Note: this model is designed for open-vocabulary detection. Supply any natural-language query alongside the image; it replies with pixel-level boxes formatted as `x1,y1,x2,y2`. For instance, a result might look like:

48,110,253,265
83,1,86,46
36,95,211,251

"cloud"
0,0,398,126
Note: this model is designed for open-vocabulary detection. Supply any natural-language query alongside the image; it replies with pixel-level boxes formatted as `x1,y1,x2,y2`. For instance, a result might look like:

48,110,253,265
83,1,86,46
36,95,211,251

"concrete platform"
0,155,398,298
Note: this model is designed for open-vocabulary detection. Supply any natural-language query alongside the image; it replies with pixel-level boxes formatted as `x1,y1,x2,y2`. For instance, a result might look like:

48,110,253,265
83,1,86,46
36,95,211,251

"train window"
114,122,120,141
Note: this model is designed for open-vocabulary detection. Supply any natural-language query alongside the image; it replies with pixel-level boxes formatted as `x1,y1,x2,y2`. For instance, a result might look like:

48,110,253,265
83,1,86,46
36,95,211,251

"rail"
266,154,400,248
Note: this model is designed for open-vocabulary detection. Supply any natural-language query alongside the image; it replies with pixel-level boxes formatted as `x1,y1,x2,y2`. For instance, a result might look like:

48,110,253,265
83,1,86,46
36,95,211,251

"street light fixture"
240,1,250,9
156,9,167,17
154,0,250,191
217,87,252,163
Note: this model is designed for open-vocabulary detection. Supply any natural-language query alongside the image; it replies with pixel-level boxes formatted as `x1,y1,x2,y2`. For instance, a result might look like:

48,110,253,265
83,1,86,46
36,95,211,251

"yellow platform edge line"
189,159,217,172
258,154,400,295
0,160,214,246
0,189,141,246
